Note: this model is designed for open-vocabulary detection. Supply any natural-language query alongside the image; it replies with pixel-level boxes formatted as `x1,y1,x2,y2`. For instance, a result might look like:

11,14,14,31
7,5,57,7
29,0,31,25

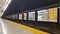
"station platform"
0,18,50,34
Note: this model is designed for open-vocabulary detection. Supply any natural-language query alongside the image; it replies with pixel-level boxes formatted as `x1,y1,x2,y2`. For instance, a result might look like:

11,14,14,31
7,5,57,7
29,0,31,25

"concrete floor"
0,18,33,34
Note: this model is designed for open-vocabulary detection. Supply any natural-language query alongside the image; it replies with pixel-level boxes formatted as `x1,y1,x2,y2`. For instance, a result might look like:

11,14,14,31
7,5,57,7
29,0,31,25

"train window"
7,16,8,18
37,9,48,21
24,13,27,20
7,16,9,19
15,15,18,19
9,16,10,19
12,15,15,19
48,7,57,22
10,15,12,19
19,14,22,20
28,12,35,21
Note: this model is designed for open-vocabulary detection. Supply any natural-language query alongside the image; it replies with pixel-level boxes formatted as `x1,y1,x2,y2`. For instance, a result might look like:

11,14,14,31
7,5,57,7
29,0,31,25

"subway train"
1,0,60,34
3,7,59,34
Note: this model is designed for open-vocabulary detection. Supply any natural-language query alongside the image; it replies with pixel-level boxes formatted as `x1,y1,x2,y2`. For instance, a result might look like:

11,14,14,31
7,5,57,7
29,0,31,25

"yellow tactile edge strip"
5,19,50,34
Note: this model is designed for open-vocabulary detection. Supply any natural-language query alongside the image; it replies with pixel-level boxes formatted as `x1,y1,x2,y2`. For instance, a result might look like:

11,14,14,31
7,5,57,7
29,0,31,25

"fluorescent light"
1,0,12,17
0,19,7,34
4,0,12,11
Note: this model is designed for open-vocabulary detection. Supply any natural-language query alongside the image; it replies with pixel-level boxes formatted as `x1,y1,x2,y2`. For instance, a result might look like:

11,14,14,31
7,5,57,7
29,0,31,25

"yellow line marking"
5,19,50,34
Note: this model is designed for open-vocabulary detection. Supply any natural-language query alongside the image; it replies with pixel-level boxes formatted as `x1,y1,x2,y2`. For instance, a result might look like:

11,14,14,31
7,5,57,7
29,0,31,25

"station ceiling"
0,0,6,17
2,0,60,17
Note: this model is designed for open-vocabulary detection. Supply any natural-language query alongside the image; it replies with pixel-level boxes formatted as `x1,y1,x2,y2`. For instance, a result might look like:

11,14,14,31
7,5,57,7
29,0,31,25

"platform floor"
0,18,50,34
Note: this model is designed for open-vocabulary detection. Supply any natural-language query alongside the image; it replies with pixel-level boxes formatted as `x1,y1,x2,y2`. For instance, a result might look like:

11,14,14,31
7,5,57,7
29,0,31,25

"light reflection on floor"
0,18,7,34
0,19,3,34
0,18,33,34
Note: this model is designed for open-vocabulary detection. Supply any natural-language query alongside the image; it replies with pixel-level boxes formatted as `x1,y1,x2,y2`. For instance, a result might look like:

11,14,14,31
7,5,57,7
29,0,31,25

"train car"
5,7,59,33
